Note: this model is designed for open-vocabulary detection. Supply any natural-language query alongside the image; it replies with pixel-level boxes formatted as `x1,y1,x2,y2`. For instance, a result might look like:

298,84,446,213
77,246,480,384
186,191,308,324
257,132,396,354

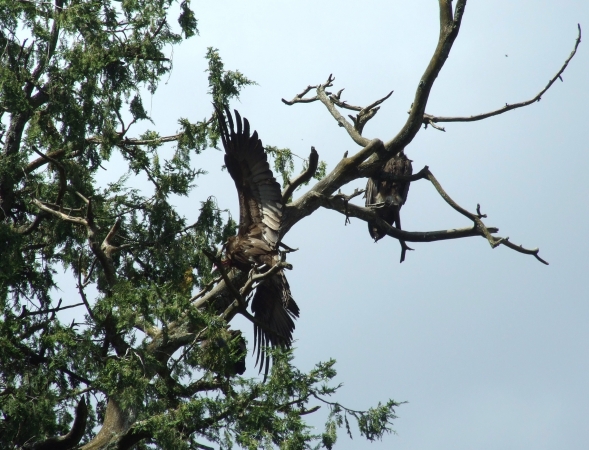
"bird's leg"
394,210,414,263
366,201,386,209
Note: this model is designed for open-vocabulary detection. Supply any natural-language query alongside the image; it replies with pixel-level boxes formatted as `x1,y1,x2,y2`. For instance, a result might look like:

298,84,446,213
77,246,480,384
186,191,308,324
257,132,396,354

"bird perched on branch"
215,105,299,377
365,151,413,242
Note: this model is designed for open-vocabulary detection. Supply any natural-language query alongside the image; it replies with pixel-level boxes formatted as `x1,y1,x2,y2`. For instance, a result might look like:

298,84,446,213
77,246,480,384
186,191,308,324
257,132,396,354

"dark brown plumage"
365,151,412,241
216,106,299,377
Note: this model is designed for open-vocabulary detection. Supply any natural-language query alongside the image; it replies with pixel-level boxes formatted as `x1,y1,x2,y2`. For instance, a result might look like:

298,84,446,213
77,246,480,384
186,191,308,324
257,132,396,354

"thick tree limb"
384,0,467,154
25,397,88,450
314,178,546,264
282,139,387,235
25,148,82,174
315,191,496,242
423,24,582,126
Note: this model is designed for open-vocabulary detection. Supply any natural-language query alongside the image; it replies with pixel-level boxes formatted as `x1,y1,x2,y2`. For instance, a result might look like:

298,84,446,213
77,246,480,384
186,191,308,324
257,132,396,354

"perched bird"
365,151,413,241
216,106,299,377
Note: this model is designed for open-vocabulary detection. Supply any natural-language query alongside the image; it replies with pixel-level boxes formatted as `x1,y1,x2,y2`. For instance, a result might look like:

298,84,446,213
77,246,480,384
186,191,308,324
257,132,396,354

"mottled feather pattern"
216,106,299,378
218,106,283,248
365,151,413,241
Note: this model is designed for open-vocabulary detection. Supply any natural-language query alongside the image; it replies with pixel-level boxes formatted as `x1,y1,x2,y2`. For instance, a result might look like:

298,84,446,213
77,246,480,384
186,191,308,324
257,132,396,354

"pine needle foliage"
0,1,400,449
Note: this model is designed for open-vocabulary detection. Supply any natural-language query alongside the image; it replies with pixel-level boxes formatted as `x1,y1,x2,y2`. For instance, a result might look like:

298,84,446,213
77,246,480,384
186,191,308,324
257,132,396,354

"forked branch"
282,146,319,203
283,74,395,146
314,164,547,264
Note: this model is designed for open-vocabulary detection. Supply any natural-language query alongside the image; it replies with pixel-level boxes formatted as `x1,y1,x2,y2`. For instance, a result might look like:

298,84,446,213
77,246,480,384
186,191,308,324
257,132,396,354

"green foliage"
206,47,257,108
266,146,328,194
0,1,399,449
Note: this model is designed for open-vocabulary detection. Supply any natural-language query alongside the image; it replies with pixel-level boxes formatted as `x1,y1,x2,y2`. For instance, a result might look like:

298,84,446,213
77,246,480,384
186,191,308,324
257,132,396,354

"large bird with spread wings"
216,106,299,377
365,151,413,241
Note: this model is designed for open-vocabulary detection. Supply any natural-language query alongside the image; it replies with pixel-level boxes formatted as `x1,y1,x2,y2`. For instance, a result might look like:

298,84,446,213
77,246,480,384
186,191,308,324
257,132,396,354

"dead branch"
31,196,120,287
101,217,122,258
315,74,371,146
383,0,467,154
424,170,498,246
313,164,547,264
282,146,319,204
283,75,394,137
19,302,84,318
32,199,87,226
281,84,319,105
423,24,581,126
348,90,393,134
315,190,496,242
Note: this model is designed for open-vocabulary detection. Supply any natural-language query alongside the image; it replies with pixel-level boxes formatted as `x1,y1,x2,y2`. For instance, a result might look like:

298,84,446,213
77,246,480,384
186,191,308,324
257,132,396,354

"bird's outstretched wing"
216,105,282,248
251,272,299,379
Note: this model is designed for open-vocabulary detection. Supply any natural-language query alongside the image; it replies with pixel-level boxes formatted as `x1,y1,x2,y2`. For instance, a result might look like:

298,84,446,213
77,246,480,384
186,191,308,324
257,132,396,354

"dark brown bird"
365,151,412,241
216,106,299,377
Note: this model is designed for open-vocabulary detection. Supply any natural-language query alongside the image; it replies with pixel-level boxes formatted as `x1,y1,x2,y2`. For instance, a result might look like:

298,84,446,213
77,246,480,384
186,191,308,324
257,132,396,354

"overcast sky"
66,1,589,449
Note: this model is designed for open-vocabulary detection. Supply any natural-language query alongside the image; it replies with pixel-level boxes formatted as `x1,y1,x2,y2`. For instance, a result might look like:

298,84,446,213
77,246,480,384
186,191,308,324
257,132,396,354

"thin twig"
423,24,582,126
19,302,84,318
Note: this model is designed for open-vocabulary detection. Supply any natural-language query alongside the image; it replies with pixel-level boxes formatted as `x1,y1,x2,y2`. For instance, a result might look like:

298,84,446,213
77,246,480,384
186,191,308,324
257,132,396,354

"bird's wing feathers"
365,176,378,206
397,153,413,205
217,106,282,248
251,272,299,378
380,152,413,206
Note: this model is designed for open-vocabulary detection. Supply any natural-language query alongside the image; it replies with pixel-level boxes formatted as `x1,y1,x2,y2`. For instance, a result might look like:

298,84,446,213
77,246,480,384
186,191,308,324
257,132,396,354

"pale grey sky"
65,1,589,448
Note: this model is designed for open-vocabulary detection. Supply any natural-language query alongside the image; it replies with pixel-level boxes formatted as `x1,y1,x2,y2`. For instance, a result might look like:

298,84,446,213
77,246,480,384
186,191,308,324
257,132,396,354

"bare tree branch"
423,24,582,126
383,0,467,154
314,191,496,243
281,84,319,105
283,77,394,137
347,90,393,134
19,302,84,318
315,74,371,146
312,165,547,264
423,24,581,125
282,146,319,204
